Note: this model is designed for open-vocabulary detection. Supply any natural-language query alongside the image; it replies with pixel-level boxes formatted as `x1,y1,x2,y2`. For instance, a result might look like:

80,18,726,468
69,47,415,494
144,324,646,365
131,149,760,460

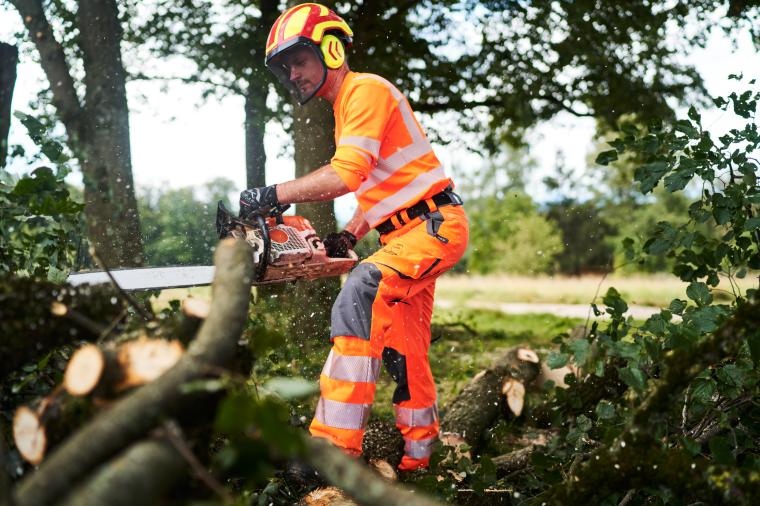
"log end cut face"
13,405,46,465
64,344,106,396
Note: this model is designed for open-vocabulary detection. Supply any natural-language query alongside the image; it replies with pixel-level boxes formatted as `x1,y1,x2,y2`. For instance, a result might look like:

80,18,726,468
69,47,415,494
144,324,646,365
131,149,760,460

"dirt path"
435,299,663,320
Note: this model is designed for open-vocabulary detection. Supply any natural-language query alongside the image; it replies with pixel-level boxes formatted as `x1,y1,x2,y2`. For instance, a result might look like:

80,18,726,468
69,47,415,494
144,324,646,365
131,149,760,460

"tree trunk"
0,42,17,168
13,239,253,506
290,98,340,341
10,0,144,268
77,0,143,267
60,437,187,506
244,81,268,188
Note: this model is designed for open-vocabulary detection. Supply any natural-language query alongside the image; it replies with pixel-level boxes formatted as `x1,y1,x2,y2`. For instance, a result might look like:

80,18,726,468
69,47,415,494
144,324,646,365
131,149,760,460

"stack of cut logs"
13,298,209,466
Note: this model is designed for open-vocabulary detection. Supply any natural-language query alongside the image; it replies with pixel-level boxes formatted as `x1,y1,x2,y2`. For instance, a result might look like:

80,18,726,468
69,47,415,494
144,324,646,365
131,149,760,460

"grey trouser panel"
330,262,382,341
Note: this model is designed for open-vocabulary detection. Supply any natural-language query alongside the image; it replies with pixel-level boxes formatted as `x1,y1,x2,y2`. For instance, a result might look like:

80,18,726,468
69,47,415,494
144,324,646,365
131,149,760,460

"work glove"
323,230,357,258
239,185,279,219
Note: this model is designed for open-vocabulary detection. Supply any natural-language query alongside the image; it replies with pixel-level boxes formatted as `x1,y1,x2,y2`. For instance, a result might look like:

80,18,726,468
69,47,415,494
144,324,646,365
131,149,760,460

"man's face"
281,46,324,97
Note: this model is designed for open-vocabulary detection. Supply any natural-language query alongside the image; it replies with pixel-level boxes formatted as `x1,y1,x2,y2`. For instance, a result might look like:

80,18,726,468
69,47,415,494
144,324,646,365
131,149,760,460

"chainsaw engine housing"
216,202,357,284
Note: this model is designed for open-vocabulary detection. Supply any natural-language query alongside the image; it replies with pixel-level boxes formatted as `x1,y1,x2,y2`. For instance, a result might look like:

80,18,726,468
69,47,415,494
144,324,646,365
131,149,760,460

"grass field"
434,272,757,308
157,273,757,312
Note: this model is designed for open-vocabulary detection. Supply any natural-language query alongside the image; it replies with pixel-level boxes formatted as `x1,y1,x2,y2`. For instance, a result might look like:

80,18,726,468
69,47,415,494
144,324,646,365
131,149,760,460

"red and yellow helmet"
265,3,353,104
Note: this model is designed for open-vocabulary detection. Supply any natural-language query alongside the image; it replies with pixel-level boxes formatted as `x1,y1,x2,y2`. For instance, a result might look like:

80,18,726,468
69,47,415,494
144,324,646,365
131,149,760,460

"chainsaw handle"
254,213,270,282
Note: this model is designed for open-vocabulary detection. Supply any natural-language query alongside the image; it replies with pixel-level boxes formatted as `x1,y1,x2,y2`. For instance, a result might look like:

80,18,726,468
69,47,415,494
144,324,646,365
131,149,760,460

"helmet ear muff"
320,34,345,69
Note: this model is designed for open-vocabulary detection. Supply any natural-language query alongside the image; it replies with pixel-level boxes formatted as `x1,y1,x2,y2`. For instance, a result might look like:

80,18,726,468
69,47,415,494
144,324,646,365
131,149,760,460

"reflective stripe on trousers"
309,206,469,468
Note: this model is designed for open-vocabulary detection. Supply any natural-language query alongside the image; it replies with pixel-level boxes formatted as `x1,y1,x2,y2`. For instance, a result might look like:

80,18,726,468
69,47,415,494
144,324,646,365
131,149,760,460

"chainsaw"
66,202,358,291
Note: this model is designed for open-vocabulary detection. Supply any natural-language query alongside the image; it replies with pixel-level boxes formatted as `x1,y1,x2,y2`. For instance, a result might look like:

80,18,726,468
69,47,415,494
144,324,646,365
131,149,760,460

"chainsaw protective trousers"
309,205,468,470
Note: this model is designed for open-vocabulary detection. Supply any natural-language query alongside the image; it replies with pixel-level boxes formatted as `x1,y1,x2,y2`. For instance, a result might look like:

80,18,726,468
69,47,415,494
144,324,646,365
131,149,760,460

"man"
240,2,468,471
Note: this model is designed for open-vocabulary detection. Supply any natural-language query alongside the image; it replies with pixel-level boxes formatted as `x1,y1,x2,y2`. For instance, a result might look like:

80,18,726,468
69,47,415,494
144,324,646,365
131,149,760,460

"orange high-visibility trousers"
310,205,468,470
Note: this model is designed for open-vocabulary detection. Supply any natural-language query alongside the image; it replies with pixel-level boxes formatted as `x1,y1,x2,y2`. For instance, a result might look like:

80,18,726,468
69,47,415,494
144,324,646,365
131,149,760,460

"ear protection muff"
320,34,345,69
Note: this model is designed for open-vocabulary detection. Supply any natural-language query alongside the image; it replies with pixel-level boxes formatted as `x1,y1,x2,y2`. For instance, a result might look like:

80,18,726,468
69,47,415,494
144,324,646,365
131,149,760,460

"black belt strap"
375,188,463,236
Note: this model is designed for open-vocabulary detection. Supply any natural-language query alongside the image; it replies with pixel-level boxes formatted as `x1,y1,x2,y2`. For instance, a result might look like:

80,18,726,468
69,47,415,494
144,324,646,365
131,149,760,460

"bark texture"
0,42,17,168
60,438,187,506
440,347,541,450
10,0,143,267
13,239,253,506
304,438,443,506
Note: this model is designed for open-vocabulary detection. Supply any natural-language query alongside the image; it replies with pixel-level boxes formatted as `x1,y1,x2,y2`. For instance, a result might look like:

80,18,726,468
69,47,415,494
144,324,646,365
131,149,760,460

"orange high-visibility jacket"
330,72,452,228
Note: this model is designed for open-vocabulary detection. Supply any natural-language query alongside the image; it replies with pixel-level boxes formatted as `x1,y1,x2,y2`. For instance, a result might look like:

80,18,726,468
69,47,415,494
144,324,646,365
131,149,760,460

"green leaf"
744,216,760,232
669,299,687,315
595,400,616,420
618,366,646,394
546,352,569,369
664,168,693,192
709,436,735,466
688,106,701,123
680,437,701,457
675,119,699,138
569,338,590,365
686,282,712,306
602,287,628,317
595,149,619,165
263,377,318,400
634,161,669,193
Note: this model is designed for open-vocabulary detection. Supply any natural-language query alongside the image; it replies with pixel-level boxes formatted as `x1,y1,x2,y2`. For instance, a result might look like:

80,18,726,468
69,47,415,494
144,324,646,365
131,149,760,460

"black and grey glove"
239,185,279,219
323,230,357,258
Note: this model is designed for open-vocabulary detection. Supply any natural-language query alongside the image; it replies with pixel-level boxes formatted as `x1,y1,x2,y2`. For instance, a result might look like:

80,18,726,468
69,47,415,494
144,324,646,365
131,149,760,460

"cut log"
300,487,357,506
0,276,122,381
13,406,46,465
13,393,92,465
439,347,541,452
63,338,184,398
14,239,254,506
59,437,187,506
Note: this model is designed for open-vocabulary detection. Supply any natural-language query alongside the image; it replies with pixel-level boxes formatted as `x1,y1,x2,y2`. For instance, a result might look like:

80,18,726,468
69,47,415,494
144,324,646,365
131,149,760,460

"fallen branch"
303,438,443,506
59,437,187,506
14,239,254,506
440,347,541,451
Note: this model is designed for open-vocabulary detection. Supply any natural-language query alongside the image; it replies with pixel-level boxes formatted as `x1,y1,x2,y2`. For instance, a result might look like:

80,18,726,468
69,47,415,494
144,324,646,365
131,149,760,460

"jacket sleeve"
331,82,396,191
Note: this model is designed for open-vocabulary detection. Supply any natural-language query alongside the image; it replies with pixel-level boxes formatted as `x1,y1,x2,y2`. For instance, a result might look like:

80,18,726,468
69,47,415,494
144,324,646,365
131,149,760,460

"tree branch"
304,437,444,506
14,239,254,506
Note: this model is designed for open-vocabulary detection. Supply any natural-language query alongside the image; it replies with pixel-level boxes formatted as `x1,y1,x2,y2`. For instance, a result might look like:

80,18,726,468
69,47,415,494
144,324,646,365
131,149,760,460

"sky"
1,5,758,224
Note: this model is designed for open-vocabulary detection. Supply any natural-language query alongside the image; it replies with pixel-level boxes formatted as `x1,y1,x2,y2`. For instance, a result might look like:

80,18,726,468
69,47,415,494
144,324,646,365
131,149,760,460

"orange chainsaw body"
225,213,358,284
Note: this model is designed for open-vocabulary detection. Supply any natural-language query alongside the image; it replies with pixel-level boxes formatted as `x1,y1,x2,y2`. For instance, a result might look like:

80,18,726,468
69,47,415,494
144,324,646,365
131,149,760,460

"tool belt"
375,186,463,236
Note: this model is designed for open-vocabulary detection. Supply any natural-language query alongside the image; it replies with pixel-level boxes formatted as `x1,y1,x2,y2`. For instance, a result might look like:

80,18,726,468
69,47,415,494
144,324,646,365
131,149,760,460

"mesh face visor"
266,41,327,104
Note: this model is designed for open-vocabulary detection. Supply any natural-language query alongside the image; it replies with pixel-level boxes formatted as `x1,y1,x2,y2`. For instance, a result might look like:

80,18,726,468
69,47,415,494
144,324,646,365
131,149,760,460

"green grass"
370,308,583,419
434,273,756,308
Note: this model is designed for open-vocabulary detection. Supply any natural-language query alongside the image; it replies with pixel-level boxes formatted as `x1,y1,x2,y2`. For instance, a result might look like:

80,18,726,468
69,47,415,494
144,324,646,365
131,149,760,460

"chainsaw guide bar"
67,202,358,291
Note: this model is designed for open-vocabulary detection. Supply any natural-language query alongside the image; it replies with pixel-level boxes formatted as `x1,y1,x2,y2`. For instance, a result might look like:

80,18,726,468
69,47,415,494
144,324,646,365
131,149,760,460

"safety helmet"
265,3,353,104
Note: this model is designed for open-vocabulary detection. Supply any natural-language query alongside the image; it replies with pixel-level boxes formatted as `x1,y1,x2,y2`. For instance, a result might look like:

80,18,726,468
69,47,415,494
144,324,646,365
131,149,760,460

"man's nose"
289,66,299,81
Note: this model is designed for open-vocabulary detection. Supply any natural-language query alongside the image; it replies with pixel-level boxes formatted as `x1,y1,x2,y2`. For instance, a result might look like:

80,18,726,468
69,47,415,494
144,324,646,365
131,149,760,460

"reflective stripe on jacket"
330,72,452,228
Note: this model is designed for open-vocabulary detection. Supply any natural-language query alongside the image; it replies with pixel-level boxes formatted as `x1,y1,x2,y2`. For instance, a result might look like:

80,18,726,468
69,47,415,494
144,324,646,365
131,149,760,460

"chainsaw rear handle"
215,200,290,281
